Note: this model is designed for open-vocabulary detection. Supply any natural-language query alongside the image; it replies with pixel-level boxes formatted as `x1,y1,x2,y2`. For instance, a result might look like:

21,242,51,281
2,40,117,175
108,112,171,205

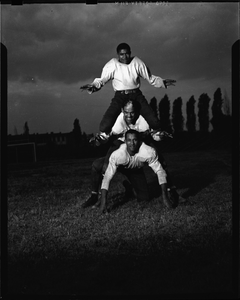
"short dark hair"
122,99,141,112
116,43,131,54
125,129,141,140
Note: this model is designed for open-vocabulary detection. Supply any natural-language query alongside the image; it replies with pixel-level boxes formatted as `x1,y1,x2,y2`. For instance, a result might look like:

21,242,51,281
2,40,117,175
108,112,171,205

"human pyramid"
80,43,178,214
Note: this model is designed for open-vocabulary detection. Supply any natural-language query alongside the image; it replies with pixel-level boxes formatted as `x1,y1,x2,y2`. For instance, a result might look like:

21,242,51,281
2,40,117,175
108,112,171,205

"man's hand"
159,131,173,139
89,132,110,147
163,79,176,88
80,84,98,93
161,183,175,209
151,130,173,141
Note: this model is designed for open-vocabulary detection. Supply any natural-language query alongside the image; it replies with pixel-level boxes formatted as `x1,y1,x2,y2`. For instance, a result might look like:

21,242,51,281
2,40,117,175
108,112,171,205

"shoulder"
132,56,145,65
137,115,150,128
117,143,127,156
139,142,156,157
110,143,127,161
104,58,118,69
111,113,126,133
115,112,125,124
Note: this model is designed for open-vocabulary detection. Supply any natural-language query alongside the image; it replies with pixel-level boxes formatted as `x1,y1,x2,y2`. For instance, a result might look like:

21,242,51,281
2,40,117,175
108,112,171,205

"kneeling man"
99,129,175,213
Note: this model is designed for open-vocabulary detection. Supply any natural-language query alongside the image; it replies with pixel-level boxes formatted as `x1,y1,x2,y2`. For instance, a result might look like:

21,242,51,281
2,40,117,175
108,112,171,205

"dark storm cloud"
2,3,238,85
3,3,237,135
2,4,134,84
134,3,237,81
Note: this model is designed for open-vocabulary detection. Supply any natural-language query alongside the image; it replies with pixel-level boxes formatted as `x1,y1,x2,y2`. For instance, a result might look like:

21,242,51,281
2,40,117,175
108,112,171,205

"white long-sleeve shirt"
92,56,165,91
111,113,150,141
110,112,162,142
101,142,167,190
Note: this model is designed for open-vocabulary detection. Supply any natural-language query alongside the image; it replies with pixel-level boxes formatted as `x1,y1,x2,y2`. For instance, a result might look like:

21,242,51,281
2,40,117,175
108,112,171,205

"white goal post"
8,142,37,163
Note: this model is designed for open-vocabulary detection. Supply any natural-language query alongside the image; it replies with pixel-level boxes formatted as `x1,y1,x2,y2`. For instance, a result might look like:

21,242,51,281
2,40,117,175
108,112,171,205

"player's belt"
118,88,139,94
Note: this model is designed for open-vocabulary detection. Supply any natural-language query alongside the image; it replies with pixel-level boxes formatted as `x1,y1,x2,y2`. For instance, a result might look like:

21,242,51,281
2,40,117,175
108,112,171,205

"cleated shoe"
82,193,98,208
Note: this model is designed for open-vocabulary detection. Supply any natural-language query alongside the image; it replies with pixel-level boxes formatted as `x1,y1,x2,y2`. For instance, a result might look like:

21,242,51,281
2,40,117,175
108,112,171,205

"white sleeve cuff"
101,173,110,190
157,171,167,185
92,79,103,89
153,77,166,88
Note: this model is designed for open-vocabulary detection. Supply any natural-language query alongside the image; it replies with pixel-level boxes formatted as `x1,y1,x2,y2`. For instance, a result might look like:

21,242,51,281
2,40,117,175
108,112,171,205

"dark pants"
99,89,161,133
91,157,150,202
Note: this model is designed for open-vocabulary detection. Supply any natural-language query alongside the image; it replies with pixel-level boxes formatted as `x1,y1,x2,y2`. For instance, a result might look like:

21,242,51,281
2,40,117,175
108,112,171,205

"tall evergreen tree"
186,96,196,132
149,97,158,119
23,122,29,136
210,88,225,133
198,93,210,132
212,88,223,117
172,97,184,133
158,94,172,132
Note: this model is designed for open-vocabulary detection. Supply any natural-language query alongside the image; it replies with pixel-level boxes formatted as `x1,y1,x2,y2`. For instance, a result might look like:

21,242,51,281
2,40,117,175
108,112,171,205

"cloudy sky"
2,2,238,135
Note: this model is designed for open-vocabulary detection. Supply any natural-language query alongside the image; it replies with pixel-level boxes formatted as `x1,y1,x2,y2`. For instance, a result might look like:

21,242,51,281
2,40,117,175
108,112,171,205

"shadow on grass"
107,186,163,212
7,231,233,297
108,192,131,212
167,160,231,200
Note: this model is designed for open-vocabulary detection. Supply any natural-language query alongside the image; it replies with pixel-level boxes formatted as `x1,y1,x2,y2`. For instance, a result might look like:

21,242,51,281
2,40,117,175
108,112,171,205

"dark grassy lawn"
5,149,236,298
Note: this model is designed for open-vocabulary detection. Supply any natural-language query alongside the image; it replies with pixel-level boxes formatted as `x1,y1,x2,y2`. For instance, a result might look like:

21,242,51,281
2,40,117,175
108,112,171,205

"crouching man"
98,129,176,214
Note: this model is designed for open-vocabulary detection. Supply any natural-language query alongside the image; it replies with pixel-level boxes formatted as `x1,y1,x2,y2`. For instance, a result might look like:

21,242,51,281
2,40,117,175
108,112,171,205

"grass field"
6,148,235,297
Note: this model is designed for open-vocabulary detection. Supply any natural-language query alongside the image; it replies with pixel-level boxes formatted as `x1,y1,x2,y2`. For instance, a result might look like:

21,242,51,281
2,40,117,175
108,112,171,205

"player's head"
125,129,141,155
116,43,131,64
121,99,140,125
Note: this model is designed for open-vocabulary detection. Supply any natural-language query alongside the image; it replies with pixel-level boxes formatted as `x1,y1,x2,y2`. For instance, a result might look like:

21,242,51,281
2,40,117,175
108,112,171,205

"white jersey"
111,112,149,141
101,142,167,190
92,56,165,91
110,112,162,142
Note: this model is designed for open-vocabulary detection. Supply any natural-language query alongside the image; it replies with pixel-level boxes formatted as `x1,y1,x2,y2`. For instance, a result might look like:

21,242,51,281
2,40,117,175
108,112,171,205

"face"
118,49,131,64
125,133,141,155
122,102,138,125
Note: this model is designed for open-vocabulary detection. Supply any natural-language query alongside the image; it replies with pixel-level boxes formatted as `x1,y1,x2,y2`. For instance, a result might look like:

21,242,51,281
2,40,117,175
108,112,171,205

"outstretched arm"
136,57,176,88
147,149,175,208
99,153,118,213
80,59,115,94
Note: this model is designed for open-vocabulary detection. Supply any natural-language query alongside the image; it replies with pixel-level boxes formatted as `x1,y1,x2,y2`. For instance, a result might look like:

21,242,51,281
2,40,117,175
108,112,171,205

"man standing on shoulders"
80,43,176,142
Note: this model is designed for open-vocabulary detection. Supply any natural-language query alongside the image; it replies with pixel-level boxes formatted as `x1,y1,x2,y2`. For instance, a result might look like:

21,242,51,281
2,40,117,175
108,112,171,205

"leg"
122,179,136,199
82,157,105,208
99,93,125,134
135,91,161,130
91,157,105,192
121,168,150,202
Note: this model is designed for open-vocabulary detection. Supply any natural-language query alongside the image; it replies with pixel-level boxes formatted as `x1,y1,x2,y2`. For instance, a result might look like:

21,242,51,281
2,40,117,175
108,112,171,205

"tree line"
149,87,231,135
20,87,231,138
9,86,231,162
